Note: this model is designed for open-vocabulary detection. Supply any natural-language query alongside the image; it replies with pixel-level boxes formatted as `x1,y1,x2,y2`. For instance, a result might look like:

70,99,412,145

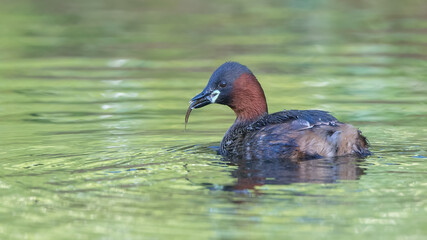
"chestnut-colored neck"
230,73,268,122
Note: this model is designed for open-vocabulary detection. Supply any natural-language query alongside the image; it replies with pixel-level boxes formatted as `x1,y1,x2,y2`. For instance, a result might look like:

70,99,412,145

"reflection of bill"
222,156,366,192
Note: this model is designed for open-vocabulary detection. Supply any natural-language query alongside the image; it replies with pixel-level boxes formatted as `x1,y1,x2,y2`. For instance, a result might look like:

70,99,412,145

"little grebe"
186,62,370,160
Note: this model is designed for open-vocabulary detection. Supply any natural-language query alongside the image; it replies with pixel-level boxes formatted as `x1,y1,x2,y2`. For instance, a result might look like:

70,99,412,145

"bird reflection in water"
221,156,366,193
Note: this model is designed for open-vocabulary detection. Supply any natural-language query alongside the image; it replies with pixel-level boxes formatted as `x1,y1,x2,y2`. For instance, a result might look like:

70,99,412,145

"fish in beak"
185,90,220,129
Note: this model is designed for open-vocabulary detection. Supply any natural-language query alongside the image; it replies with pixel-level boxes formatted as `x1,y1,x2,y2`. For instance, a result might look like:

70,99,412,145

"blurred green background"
0,0,426,239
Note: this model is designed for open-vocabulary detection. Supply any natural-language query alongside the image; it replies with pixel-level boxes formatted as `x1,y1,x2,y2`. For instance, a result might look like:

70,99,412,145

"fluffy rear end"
336,124,370,156
242,123,370,160
296,123,370,158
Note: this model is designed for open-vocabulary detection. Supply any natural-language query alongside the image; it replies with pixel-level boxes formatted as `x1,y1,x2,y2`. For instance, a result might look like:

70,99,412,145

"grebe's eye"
219,81,227,88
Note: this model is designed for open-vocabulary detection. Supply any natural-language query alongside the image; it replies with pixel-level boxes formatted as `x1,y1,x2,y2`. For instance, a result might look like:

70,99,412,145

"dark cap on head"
207,62,253,91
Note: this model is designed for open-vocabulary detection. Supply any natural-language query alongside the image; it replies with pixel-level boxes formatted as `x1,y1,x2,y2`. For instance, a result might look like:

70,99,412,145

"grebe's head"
186,62,268,126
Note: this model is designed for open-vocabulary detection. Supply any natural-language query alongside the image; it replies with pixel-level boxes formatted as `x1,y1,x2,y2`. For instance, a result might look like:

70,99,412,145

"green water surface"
1,0,426,239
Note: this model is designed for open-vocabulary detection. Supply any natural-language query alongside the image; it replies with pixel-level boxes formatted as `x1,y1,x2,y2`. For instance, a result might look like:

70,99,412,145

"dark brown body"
220,110,370,160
